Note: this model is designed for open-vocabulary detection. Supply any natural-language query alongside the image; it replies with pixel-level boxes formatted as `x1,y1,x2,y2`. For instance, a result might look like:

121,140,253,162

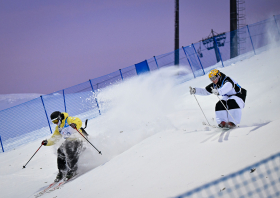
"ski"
33,174,79,197
45,174,79,194
216,126,233,131
33,181,61,198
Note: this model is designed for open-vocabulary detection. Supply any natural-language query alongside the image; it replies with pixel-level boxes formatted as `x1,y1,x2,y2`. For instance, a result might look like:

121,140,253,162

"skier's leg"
57,144,66,171
55,144,66,181
227,96,244,125
215,100,228,125
65,140,83,174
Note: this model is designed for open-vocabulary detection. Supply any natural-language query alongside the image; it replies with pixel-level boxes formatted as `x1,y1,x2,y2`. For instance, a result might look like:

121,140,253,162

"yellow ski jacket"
46,112,83,146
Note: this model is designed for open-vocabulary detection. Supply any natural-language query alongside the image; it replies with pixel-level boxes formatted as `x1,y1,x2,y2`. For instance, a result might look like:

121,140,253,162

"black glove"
70,123,77,129
42,140,48,146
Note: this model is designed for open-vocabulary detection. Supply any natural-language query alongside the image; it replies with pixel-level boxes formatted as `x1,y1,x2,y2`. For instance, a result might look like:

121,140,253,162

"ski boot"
64,170,76,181
226,122,236,129
218,121,226,128
54,171,63,182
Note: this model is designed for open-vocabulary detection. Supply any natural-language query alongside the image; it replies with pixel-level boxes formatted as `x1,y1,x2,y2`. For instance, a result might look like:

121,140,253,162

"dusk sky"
1,0,280,94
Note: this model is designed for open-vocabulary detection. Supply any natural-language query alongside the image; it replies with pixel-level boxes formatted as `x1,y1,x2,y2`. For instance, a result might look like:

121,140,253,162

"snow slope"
0,47,280,198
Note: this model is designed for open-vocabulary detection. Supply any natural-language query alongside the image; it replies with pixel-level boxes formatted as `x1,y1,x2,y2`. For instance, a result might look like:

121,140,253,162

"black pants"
57,139,83,173
215,99,240,111
215,89,247,112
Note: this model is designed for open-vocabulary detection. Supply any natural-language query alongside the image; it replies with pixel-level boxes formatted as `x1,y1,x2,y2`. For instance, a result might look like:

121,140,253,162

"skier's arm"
194,87,211,96
193,83,213,96
46,127,62,146
217,82,233,95
68,117,83,131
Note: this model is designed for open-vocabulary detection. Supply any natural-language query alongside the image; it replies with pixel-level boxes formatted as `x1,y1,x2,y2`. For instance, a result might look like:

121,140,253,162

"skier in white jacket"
190,69,247,128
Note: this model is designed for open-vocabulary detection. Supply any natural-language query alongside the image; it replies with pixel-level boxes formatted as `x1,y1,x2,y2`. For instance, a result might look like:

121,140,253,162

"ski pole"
23,144,43,168
190,87,211,126
73,127,102,155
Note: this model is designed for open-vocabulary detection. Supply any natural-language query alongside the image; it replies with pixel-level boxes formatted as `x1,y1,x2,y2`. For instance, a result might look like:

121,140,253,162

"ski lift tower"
202,29,226,63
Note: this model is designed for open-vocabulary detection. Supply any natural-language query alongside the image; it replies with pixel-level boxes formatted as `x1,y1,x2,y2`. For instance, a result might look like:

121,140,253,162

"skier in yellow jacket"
41,111,84,182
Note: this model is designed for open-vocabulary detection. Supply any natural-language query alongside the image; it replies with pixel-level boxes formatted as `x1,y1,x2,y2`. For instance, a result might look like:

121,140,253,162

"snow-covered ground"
0,47,280,198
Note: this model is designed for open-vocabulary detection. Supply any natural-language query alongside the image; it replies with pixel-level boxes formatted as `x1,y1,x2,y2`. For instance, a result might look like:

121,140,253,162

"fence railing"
0,14,280,153
174,152,280,198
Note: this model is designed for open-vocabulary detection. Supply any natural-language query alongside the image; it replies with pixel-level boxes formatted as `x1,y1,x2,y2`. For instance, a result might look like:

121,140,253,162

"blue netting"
248,18,280,54
154,48,191,69
121,65,137,80
147,57,160,71
154,48,195,80
0,97,50,152
64,81,100,121
1,15,280,153
220,27,255,67
174,152,280,198
90,70,123,91
182,45,205,78
154,50,177,68
192,40,223,71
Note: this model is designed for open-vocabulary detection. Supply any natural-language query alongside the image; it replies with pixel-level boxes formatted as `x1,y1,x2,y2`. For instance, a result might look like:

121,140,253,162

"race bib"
61,126,75,139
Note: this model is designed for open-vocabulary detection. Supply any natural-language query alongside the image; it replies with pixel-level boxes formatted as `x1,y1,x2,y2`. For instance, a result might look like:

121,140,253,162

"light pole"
174,0,179,65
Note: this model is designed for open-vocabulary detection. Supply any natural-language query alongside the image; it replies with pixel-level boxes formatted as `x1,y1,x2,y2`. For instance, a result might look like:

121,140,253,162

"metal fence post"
63,89,67,113
213,37,224,67
40,95,53,134
247,25,256,55
182,46,195,78
119,69,124,81
153,56,159,69
0,135,4,152
273,15,280,35
89,80,101,115
192,43,205,75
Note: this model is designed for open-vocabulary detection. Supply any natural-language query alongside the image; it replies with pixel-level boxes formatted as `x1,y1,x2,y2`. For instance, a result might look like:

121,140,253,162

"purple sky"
1,0,280,94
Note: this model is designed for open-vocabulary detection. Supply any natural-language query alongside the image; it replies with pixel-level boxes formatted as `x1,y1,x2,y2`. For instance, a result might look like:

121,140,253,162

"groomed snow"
0,47,280,198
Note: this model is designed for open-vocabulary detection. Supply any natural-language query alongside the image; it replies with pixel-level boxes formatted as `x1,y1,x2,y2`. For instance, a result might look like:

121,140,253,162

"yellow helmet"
208,69,221,81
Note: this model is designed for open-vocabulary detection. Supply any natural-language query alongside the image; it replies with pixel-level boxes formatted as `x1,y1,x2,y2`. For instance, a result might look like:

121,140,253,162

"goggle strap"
51,115,61,122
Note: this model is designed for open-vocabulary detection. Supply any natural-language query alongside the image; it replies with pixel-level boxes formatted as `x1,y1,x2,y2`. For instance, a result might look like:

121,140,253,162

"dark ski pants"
57,139,83,173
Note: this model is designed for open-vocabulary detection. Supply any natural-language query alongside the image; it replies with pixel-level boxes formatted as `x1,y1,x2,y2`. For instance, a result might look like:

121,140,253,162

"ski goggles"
51,118,59,124
209,75,218,82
